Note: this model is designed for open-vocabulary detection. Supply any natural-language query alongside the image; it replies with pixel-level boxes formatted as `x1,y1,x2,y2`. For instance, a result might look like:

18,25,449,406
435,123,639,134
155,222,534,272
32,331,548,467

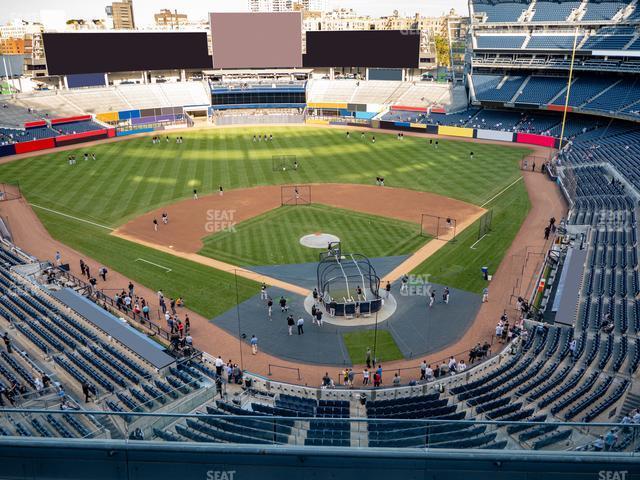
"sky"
2,0,467,25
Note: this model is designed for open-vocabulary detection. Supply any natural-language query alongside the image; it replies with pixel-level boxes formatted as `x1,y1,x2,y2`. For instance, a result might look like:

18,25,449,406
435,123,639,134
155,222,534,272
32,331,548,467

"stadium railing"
54,267,172,343
0,408,637,452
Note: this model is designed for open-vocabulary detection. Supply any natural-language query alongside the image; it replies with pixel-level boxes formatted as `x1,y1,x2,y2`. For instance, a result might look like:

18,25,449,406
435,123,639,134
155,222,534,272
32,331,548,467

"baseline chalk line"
30,204,113,231
135,258,172,273
470,234,489,250
480,176,523,208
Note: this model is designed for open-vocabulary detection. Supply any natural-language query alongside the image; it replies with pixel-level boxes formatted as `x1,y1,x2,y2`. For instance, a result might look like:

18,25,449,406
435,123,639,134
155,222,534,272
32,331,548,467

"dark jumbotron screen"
210,12,303,69
303,30,420,68
43,32,212,75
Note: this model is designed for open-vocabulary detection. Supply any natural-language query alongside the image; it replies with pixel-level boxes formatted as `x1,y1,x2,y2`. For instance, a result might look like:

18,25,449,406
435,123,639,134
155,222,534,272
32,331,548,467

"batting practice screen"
43,32,212,75
210,12,303,69
303,30,420,68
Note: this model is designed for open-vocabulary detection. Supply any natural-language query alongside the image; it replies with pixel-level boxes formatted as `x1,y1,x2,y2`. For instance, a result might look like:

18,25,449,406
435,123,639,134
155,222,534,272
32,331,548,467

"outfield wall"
364,118,558,150
1,116,557,159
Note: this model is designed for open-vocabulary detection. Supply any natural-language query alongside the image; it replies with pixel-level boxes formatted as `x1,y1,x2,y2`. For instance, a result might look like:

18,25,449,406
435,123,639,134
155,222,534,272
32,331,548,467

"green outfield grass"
411,178,531,294
343,330,404,364
199,204,427,266
0,126,529,226
34,209,259,319
0,126,532,316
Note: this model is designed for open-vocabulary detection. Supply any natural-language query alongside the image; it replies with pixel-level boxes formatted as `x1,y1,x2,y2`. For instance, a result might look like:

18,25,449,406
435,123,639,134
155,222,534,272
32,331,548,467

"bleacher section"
306,79,465,111
476,35,527,48
471,73,640,120
581,1,628,20
531,1,581,21
0,241,223,442
473,2,529,22
0,101,43,128
10,81,211,119
527,35,583,49
514,76,568,104
0,126,58,145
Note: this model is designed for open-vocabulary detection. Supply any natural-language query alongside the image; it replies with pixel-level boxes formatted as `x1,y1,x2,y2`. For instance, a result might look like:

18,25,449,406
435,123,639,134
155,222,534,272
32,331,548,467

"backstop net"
281,185,311,206
272,155,298,172
420,214,457,241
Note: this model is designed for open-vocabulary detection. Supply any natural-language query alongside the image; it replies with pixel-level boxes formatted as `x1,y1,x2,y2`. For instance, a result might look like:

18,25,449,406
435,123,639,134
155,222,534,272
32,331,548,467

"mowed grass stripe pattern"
35,209,259,319
199,204,428,266
411,179,531,293
343,330,404,364
0,127,530,227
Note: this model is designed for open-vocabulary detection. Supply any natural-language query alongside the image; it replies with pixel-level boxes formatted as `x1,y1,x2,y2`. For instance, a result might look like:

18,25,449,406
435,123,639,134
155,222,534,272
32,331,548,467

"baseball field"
0,126,532,320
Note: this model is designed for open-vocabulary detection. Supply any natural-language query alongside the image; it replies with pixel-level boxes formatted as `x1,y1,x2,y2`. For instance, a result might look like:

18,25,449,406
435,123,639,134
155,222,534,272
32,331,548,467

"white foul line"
135,258,172,273
480,176,523,208
30,204,113,231
470,233,489,250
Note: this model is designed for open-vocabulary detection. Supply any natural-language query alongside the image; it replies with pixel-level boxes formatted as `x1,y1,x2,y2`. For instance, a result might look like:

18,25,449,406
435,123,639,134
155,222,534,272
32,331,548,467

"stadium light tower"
558,27,580,148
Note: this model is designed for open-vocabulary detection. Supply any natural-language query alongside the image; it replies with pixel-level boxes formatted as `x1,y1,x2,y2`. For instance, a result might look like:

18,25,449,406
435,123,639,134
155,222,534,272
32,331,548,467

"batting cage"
0,182,21,202
272,155,298,172
420,214,457,241
478,209,493,239
281,185,311,206
316,249,382,317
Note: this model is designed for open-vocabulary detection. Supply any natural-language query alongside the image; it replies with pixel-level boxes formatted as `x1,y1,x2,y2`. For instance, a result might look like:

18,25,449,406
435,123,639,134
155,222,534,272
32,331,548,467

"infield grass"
199,204,427,266
0,126,532,314
34,209,259,319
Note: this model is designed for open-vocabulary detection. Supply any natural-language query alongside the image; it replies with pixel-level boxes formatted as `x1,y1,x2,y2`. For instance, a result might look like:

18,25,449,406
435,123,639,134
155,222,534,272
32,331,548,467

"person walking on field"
193,189,198,200
153,219,158,232
400,274,409,295
279,296,288,312
260,283,268,300
250,335,258,355
287,314,295,336
267,297,273,320
297,316,304,335
219,185,224,196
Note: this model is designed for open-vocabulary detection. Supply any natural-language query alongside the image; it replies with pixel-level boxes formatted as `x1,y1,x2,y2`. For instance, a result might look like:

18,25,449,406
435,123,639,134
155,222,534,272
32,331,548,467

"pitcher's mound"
300,233,340,249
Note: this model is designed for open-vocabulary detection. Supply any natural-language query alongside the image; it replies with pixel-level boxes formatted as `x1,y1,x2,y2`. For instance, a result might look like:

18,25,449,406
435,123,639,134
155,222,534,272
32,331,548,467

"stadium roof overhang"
203,68,314,75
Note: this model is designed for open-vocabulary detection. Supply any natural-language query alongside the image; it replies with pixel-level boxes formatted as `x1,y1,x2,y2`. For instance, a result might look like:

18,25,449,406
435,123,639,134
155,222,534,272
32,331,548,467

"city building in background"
249,0,329,12
0,37,25,55
154,9,189,28
108,0,135,30
302,9,439,70
249,0,294,12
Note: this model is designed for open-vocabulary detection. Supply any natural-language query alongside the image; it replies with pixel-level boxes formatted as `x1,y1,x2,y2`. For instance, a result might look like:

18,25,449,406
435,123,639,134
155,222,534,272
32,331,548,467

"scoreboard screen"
43,32,212,75
303,30,420,68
